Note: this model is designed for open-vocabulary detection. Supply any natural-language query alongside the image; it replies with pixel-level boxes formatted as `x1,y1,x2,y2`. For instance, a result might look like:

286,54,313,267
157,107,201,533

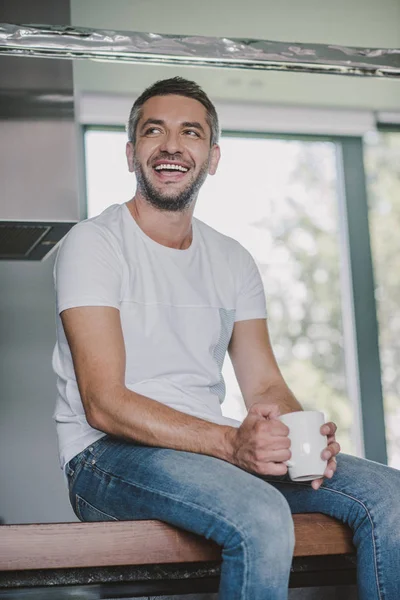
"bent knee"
225,486,295,558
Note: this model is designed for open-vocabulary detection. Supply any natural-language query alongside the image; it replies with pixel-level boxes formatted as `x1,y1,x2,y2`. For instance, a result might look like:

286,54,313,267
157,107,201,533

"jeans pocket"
66,451,88,488
87,434,111,462
75,493,118,522
67,436,110,485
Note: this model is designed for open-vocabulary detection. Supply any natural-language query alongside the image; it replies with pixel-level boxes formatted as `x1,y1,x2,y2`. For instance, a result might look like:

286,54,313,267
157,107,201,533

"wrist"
253,384,303,415
219,426,237,464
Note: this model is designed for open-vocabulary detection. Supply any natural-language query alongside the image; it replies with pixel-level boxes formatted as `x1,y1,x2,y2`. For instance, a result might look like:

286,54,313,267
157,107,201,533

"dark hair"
127,77,219,146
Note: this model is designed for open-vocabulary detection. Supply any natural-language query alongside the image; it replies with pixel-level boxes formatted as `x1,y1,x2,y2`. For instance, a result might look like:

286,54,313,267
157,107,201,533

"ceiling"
70,0,400,111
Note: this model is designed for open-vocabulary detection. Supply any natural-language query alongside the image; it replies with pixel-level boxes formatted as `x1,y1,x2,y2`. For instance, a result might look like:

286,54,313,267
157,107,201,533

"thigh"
264,453,400,600
67,435,292,545
264,453,400,526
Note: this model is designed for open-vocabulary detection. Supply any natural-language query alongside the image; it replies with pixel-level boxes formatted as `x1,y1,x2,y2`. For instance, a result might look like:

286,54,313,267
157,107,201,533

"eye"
183,129,200,138
145,127,162,135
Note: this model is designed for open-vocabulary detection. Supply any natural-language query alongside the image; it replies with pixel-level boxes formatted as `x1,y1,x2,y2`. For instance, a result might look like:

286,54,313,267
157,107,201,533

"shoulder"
61,203,124,248
194,217,250,262
56,204,125,267
194,218,257,279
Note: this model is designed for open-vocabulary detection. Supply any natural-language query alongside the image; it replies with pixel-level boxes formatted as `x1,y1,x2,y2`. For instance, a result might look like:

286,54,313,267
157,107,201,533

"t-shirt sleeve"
235,246,267,322
54,221,122,314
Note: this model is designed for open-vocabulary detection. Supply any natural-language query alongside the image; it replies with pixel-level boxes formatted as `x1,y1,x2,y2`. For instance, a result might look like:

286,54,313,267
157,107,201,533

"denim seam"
278,480,382,600
67,454,87,489
90,462,250,598
75,493,119,522
87,436,111,461
67,437,110,488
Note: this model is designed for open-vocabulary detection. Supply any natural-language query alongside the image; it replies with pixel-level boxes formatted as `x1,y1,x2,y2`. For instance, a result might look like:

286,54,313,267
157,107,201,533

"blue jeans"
67,436,400,600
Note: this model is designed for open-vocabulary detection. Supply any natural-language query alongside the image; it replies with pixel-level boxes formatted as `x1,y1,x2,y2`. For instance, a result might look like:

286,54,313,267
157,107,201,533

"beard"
133,155,209,213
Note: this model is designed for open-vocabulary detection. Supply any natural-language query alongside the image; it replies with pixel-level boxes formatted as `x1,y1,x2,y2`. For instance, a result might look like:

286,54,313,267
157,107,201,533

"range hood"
0,0,79,260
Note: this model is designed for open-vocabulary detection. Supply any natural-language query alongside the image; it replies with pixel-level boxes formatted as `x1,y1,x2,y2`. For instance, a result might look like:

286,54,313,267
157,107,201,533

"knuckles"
324,421,338,435
253,420,270,436
330,441,341,455
253,418,289,439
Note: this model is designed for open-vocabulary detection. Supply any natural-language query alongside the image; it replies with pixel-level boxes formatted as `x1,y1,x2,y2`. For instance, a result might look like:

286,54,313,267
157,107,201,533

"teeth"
155,163,188,172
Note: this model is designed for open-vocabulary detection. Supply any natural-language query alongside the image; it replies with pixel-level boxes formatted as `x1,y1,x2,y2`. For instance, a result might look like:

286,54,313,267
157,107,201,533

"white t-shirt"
52,202,267,469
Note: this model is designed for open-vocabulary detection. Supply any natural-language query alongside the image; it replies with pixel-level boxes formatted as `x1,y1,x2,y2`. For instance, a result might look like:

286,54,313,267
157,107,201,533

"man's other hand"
311,421,341,491
226,403,291,476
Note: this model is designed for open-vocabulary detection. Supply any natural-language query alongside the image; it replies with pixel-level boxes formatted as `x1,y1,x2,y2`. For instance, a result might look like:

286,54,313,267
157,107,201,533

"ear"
126,142,135,173
208,144,221,176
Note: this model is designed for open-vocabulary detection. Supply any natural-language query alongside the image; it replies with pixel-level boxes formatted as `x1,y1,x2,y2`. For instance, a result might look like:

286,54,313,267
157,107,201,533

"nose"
160,130,183,155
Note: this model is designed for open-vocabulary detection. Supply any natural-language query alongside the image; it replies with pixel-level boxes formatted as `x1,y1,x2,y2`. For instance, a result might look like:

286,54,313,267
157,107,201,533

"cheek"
190,146,210,168
136,142,160,165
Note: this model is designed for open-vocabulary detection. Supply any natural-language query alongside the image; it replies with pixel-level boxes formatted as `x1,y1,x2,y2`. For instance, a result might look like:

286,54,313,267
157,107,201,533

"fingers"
253,416,290,438
267,404,282,420
321,442,340,461
269,420,290,437
268,449,292,463
257,435,290,451
325,456,337,478
311,477,323,490
320,422,340,467
321,421,337,437
312,456,337,491
262,462,288,476
251,446,292,468
250,402,282,420
249,402,286,427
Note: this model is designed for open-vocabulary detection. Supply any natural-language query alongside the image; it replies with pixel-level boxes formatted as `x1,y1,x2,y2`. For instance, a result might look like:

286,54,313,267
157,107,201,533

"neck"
126,194,195,250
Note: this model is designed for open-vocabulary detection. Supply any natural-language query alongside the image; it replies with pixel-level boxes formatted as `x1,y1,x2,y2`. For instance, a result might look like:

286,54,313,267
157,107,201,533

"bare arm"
228,318,340,487
61,306,233,460
228,318,303,414
61,307,292,476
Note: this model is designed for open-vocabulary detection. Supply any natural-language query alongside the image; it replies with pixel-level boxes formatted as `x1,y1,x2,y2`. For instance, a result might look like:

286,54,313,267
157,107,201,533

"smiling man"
53,77,400,600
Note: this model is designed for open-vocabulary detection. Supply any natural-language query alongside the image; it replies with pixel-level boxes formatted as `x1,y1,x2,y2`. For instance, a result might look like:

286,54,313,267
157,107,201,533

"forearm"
87,385,234,461
246,380,303,415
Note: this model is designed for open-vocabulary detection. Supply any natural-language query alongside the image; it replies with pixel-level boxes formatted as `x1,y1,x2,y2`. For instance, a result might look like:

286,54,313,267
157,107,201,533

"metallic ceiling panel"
0,23,399,78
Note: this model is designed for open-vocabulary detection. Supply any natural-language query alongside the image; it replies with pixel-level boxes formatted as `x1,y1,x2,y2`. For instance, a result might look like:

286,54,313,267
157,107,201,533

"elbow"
86,408,105,432
81,382,126,433
83,393,109,433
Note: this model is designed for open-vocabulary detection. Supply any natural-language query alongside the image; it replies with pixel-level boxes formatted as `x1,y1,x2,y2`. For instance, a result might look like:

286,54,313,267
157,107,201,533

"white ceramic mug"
278,411,327,482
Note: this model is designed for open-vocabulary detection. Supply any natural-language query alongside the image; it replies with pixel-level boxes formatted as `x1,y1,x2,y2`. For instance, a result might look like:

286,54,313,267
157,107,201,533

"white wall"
0,258,76,524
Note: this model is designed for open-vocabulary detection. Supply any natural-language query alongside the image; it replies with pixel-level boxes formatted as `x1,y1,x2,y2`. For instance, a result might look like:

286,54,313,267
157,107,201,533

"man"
53,77,400,599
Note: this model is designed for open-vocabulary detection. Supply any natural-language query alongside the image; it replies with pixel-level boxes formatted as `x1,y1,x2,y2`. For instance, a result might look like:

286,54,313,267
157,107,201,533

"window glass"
85,130,133,217
364,131,400,468
85,130,355,454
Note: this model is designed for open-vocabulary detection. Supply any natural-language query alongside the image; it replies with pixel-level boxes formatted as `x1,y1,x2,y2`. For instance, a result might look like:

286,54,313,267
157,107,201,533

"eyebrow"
139,118,206,136
181,121,206,135
140,118,164,132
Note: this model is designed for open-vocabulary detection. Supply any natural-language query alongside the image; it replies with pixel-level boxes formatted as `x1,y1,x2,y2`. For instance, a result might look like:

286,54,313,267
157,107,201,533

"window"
84,128,371,458
85,129,133,217
364,130,400,468
197,136,353,454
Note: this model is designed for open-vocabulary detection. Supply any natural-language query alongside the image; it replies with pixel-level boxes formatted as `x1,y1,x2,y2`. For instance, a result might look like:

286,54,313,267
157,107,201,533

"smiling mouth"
154,163,189,174
154,163,189,173
152,163,191,183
